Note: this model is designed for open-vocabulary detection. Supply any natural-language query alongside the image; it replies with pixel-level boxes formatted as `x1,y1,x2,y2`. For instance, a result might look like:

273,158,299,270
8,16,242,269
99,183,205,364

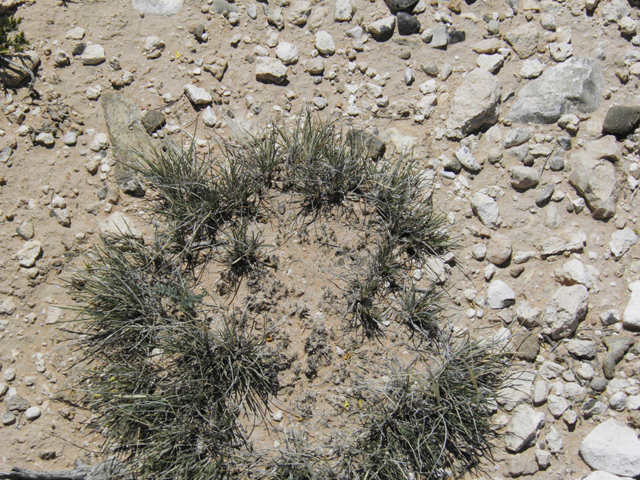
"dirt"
0,0,640,478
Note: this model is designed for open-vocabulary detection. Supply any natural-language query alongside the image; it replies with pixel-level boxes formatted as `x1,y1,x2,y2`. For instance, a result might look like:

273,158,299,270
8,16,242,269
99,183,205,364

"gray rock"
315,31,335,55
404,68,414,85
568,136,624,220
487,280,516,309
601,309,621,326
430,25,448,48
386,0,419,10
520,59,545,79
498,370,536,411
141,110,165,134
25,406,40,421
442,155,462,174
538,229,585,256
487,234,512,266
183,84,212,105
548,154,565,171
590,377,608,392
536,184,555,207
346,129,386,160
16,219,34,240
255,57,288,84
507,57,605,124
554,258,596,289
446,68,501,136
397,12,420,35
99,212,143,243
579,419,640,477
368,16,396,40
504,0,519,13
504,127,531,148
603,336,634,379
454,146,482,173
624,282,640,330
264,5,284,29
505,23,540,59
102,92,175,197
567,339,597,359
514,334,540,361
540,13,557,31
4,395,29,411
549,43,573,62
532,379,548,406
535,449,552,469
17,240,42,268
505,405,545,453
0,51,39,87
602,105,640,136
132,0,183,15
470,192,501,229
64,131,77,146
610,228,638,258
540,285,589,340
81,44,106,65
421,61,438,76
477,53,504,74
545,426,563,453
289,1,311,25
609,391,628,410
1,411,15,425
517,301,541,328
334,0,354,21
510,166,539,190
247,4,257,19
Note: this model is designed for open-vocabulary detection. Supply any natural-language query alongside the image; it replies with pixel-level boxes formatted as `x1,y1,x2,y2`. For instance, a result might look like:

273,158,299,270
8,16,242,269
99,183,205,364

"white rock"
65,27,85,40
455,145,482,173
81,44,106,65
547,395,568,417
487,280,516,309
315,31,335,56
36,132,55,146
64,132,77,146
540,285,589,339
623,281,640,330
516,301,541,328
554,258,597,290
275,42,299,65
416,94,437,117
0,298,16,315
99,212,143,242
545,426,563,453
16,241,42,268
477,53,504,73
505,404,545,453
610,391,628,410
333,0,354,21
202,106,217,127
487,233,512,266
255,57,288,83
143,36,165,59
367,16,396,38
566,339,596,358
627,395,640,410
86,85,102,101
498,370,536,411
25,406,40,421
532,379,548,405
579,419,640,477
183,84,212,105
610,228,638,258
470,192,501,229
583,472,634,480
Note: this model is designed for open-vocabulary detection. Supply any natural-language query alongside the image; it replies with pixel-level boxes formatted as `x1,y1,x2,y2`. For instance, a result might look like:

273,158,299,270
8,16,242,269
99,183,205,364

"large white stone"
505,404,545,453
583,472,633,480
315,31,335,56
540,285,589,339
610,228,638,258
487,280,516,309
470,192,501,229
579,419,640,477
183,84,212,105
623,281,640,330
275,42,299,65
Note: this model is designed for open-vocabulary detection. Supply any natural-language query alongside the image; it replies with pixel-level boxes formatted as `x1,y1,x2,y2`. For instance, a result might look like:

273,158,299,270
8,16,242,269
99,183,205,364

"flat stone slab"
132,0,183,15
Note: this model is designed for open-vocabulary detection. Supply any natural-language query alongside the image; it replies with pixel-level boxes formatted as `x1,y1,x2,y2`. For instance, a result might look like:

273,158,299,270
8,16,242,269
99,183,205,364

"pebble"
64,131,77,146
143,36,165,59
368,16,396,39
315,31,336,56
275,42,299,65
397,12,420,35
81,44,106,65
183,84,212,105
25,406,41,421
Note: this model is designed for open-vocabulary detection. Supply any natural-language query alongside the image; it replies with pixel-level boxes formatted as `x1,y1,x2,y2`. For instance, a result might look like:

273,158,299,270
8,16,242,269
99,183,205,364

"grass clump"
70,236,278,480
356,339,506,479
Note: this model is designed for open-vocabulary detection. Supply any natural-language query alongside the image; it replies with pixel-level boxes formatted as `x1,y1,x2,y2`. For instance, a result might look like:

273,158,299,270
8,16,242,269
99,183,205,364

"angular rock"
498,370,536,411
568,136,624,220
517,301,541,329
275,42,299,65
477,53,504,74
538,230,586,256
487,234,512,266
446,68,501,136
430,25,448,48
507,57,605,124
510,166,539,190
602,105,640,136
346,129,386,160
397,12,420,35
505,405,545,453
536,184,555,207
255,57,288,84
99,212,143,243
470,192,501,229
610,228,638,258
554,258,596,289
540,285,589,340
550,43,573,62
520,59,545,79
289,1,311,25
81,44,106,65
567,339,596,359
505,23,540,59
142,36,165,59
487,280,516,309
183,84,211,105
141,110,165,134
334,0,354,21
580,419,640,477
624,282,640,330
368,16,396,40
132,0,183,15
504,127,531,148
17,240,42,268
4,395,29,412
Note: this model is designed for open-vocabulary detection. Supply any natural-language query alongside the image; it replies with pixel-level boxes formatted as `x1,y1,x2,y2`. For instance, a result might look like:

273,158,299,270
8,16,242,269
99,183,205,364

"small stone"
368,16,396,39
487,280,515,309
550,43,573,62
183,84,212,105
5,395,29,412
477,53,504,74
334,0,354,22
65,26,85,40
623,282,640,330
547,395,568,417
142,36,165,59
590,377,608,392
430,25,449,48
609,391,628,410
255,57,288,84
36,132,55,147
610,228,638,259
275,42,299,65
602,105,640,137
567,339,596,359
141,110,165,134
540,285,588,339
535,449,552,469
25,406,41,421
64,131,77,146
455,146,482,173
53,50,71,67
315,31,335,56
2,411,15,425
16,219,34,240
202,106,217,127
520,59,545,79
603,336,635,379
536,184,555,207
505,404,545,453
504,128,531,148
99,212,143,243
17,240,42,268
470,192,501,229
510,166,539,190
397,12,420,35
81,44,106,65
540,13,556,31
487,234,512,266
